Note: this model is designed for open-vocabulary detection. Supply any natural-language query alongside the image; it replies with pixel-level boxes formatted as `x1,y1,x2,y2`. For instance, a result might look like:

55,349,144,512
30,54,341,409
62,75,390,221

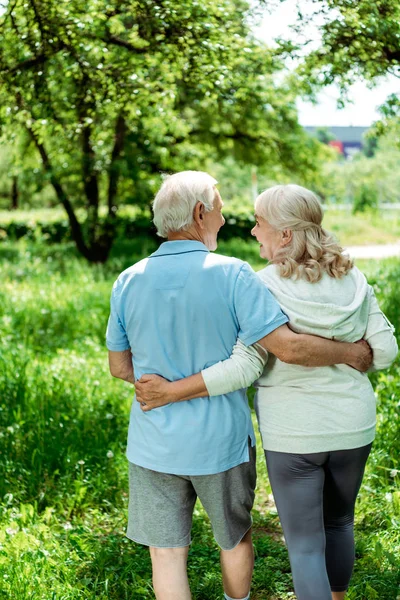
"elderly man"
106,171,371,600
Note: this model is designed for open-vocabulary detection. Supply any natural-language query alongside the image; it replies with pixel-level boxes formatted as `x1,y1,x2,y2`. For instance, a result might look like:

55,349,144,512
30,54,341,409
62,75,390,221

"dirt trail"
345,243,400,259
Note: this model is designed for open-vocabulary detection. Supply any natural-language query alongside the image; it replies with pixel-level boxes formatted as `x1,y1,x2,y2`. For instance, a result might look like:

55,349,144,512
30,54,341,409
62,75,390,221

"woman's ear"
193,201,205,228
281,228,292,247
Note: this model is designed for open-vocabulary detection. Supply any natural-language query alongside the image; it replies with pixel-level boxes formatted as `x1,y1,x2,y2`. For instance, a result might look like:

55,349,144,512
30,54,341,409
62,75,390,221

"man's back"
107,240,286,475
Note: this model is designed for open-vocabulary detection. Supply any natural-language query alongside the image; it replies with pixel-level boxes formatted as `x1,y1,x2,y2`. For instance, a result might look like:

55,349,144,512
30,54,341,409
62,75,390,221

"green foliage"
0,207,157,245
314,131,400,207
291,0,400,89
362,132,379,158
372,103,400,148
283,0,400,145
353,184,378,214
315,127,335,145
0,0,324,261
0,134,56,211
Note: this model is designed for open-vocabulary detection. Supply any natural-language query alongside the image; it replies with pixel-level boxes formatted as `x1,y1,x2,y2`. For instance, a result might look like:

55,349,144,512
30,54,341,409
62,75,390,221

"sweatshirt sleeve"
365,285,398,371
201,339,269,396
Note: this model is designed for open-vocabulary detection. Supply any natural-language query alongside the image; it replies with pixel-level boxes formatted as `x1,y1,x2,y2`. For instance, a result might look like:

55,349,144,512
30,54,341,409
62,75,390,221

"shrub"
0,205,256,245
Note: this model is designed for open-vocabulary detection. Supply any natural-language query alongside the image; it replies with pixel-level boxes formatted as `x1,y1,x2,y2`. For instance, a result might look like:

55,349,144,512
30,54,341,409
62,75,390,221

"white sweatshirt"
202,265,398,453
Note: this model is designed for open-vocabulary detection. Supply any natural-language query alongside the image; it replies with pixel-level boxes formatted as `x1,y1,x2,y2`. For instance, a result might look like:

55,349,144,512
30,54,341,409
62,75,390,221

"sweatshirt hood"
258,265,370,342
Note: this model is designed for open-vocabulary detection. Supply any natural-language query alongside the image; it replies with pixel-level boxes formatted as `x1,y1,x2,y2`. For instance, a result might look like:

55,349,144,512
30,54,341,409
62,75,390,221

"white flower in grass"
385,492,392,502
106,450,114,459
63,522,73,531
105,413,114,420
77,460,85,465
6,528,18,536
390,469,398,477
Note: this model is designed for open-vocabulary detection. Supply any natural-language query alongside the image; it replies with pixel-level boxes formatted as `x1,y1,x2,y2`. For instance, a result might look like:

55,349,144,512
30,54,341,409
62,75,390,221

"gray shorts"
127,442,256,551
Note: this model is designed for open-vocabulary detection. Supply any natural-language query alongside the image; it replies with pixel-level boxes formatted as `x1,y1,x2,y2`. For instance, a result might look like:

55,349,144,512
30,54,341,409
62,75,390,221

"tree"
283,0,400,88
273,0,400,146
315,127,335,145
0,0,321,262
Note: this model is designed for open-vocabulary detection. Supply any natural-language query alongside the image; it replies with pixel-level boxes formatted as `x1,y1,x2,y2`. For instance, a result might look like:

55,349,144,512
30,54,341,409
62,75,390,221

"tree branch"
107,34,149,52
4,54,47,74
387,50,400,64
84,33,149,53
19,100,90,259
29,0,46,43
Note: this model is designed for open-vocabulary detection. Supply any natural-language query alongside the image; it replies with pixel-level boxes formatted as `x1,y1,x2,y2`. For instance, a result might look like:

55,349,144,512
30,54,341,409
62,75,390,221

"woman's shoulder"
257,263,279,282
257,264,370,307
258,262,367,284
345,264,367,283
338,265,369,293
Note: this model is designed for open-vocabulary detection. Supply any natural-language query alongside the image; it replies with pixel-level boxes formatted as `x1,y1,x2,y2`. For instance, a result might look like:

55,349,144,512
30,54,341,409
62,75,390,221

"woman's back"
255,264,395,453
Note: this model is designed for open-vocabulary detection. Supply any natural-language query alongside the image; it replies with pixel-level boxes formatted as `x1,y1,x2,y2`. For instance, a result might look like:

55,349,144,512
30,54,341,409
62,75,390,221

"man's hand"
347,339,373,372
135,374,174,412
257,324,374,370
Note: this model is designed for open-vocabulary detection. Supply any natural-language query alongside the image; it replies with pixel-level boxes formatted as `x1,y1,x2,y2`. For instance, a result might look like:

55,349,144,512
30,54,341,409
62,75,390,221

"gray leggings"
265,444,372,600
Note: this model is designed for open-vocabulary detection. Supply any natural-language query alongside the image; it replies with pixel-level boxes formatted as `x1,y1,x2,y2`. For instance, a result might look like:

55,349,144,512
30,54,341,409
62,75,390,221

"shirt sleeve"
201,339,268,396
365,285,398,371
106,281,130,352
234,263,288,346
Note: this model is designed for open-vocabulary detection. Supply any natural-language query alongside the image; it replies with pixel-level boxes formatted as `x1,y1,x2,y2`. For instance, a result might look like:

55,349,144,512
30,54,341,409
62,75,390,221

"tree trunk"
108,114,126,215
11,176,18,210
27,122,116,262
82,122,100,241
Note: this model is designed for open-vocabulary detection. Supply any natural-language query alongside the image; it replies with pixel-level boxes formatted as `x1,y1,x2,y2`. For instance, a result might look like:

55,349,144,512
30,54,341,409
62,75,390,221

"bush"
0,205,256,245
353,184,378,213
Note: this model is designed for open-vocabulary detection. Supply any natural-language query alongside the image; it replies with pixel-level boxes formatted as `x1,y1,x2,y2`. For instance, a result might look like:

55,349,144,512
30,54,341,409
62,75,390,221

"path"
344,243,400,259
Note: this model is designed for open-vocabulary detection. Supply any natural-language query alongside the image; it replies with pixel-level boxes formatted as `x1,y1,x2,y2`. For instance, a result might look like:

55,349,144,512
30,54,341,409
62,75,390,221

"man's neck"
168,230,203,243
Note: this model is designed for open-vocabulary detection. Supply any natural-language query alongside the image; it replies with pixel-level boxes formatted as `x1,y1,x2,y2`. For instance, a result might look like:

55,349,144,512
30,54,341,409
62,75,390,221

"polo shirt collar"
150,240,209,257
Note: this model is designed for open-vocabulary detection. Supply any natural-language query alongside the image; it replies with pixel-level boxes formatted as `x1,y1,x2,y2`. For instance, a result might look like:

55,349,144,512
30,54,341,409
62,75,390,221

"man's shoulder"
113,257,151,289
205,252,251,272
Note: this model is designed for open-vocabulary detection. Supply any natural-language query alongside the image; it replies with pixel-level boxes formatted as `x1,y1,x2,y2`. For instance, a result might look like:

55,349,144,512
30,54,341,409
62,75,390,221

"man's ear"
193,201,205,228
281,229,292,247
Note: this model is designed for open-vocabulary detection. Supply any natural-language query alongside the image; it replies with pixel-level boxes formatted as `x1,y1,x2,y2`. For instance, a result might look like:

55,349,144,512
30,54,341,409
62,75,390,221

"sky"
255,0,399,127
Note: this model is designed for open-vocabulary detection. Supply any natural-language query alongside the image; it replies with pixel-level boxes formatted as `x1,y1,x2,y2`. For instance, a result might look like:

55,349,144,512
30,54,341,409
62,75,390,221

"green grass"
0,239,399,599
322,209,400,246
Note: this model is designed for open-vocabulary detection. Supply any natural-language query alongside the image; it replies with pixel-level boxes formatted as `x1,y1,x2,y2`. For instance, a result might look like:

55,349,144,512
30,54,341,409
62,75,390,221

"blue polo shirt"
106,241,288,475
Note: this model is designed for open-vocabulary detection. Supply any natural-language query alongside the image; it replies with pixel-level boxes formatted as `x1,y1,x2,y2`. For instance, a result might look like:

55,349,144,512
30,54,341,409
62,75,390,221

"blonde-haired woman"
248,184,396,599
135,184,398,600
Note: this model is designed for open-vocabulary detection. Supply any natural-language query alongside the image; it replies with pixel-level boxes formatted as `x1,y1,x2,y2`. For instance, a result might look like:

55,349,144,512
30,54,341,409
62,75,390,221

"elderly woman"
135,184,398,600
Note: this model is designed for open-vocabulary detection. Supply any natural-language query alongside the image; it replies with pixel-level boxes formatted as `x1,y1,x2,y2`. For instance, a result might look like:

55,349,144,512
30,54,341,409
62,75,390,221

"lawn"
0,237,399,599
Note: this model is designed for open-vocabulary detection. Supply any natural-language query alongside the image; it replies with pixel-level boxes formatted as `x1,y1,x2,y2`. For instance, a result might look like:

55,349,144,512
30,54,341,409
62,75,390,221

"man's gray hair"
153,171,218,238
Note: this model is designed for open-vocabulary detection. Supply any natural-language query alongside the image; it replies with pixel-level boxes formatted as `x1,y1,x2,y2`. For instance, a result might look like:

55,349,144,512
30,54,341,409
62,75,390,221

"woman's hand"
135,374,174,412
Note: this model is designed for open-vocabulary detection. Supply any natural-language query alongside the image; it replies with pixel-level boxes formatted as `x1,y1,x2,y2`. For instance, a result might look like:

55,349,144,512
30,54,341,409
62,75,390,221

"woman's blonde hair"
254,184,353,282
